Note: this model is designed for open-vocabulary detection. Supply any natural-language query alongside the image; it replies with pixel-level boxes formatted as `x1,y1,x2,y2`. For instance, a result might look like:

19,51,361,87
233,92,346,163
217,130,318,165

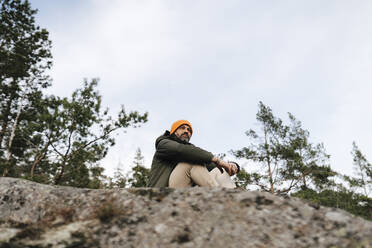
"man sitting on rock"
148,120,239,188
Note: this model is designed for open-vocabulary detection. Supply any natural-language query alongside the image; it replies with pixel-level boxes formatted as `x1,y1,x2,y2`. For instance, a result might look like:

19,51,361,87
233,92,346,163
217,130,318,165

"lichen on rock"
1,177,372,248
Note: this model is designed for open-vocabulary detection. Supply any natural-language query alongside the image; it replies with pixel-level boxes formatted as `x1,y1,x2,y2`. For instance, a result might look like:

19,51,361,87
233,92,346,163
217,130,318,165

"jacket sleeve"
156,139,214,165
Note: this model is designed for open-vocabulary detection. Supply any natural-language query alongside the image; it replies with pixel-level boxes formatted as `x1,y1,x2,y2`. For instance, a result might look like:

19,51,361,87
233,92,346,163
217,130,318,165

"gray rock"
0,227,20,242
325,211,350,223
0,177,372,248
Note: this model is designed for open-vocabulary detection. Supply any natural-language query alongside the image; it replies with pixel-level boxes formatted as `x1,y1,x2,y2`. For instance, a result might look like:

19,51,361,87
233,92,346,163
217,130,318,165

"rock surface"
1,177,372,248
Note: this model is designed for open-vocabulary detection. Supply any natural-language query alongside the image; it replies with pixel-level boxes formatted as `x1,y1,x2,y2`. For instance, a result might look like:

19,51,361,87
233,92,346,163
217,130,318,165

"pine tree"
127,148,150,188
350,142,372,197
232,102,335,194
0,0,52,176
232,102,287,193
281,113,335,191
112,162,127,188
40,79,148,186
0,1,149,188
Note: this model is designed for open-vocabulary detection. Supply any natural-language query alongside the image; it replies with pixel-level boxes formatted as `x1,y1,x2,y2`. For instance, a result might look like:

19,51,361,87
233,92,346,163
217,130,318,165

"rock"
154,223,168,234
0,177,372,248
0,227,20,243
325,211,350,224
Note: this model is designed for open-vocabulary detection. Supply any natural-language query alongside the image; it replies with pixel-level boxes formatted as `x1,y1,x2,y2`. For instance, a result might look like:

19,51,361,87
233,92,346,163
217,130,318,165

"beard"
179,133,190,142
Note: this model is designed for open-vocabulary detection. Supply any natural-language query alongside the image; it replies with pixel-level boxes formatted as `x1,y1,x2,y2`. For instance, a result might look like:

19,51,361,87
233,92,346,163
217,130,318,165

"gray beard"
177,134,190,142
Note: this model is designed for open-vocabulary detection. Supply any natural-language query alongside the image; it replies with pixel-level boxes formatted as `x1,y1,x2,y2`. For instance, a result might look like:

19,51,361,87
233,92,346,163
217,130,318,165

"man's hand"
214,158,238,176
229,162,238,175
223,161,238,176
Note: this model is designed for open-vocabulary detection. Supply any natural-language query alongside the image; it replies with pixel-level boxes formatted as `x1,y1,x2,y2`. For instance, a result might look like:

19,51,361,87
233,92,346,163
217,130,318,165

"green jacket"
148,131,216,187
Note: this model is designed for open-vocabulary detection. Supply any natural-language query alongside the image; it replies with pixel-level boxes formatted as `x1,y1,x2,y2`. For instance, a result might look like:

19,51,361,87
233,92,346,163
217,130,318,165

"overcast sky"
29,0,372,177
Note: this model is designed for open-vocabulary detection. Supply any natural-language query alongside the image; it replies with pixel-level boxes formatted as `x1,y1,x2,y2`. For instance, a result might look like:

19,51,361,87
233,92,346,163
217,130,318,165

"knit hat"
170,120,193,134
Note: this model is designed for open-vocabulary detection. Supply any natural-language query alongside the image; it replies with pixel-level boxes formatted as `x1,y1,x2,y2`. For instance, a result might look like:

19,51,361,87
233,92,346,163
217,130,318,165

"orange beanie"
170,120,193,134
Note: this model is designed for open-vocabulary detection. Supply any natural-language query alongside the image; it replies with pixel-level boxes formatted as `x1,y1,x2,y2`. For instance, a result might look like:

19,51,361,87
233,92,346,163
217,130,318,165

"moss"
93,196,126,223
57,207,76,223
42,205,77,226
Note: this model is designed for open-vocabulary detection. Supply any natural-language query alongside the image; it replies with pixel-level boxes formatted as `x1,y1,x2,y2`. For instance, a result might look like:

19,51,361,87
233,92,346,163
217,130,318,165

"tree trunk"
0,101,12,149
264,127,274,194
2,96,23,177
30,140,51,178
267,158,274,194
302,173,307,189
0,81,18,149
54,162,66,185
31,152,45,178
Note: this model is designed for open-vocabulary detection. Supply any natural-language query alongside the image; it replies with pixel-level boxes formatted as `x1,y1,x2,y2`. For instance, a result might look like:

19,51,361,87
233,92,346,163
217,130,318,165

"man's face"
174,124,192,142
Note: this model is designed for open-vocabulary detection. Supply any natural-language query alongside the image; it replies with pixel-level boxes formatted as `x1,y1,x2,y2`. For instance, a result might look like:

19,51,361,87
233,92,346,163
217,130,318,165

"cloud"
30,0,372,177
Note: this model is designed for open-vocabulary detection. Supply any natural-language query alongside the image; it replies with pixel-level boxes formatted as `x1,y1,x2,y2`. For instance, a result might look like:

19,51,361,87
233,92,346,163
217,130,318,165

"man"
148,120,239,188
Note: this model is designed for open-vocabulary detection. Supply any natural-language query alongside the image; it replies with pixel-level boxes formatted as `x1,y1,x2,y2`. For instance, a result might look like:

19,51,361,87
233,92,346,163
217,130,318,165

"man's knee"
189,165,210,177
173,162,193,175
169,162,218,188
189,165,219,187
169,162,194,188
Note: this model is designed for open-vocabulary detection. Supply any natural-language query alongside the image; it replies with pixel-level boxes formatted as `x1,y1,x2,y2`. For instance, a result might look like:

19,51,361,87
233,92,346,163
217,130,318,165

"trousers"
168,162,236,188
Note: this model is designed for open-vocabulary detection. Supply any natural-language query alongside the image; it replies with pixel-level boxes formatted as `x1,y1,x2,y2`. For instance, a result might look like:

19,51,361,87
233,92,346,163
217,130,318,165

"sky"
28,0,372,177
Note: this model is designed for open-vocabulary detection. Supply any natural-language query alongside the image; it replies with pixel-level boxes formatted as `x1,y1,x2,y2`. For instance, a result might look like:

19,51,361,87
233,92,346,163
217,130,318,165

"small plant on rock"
93,195,125,223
